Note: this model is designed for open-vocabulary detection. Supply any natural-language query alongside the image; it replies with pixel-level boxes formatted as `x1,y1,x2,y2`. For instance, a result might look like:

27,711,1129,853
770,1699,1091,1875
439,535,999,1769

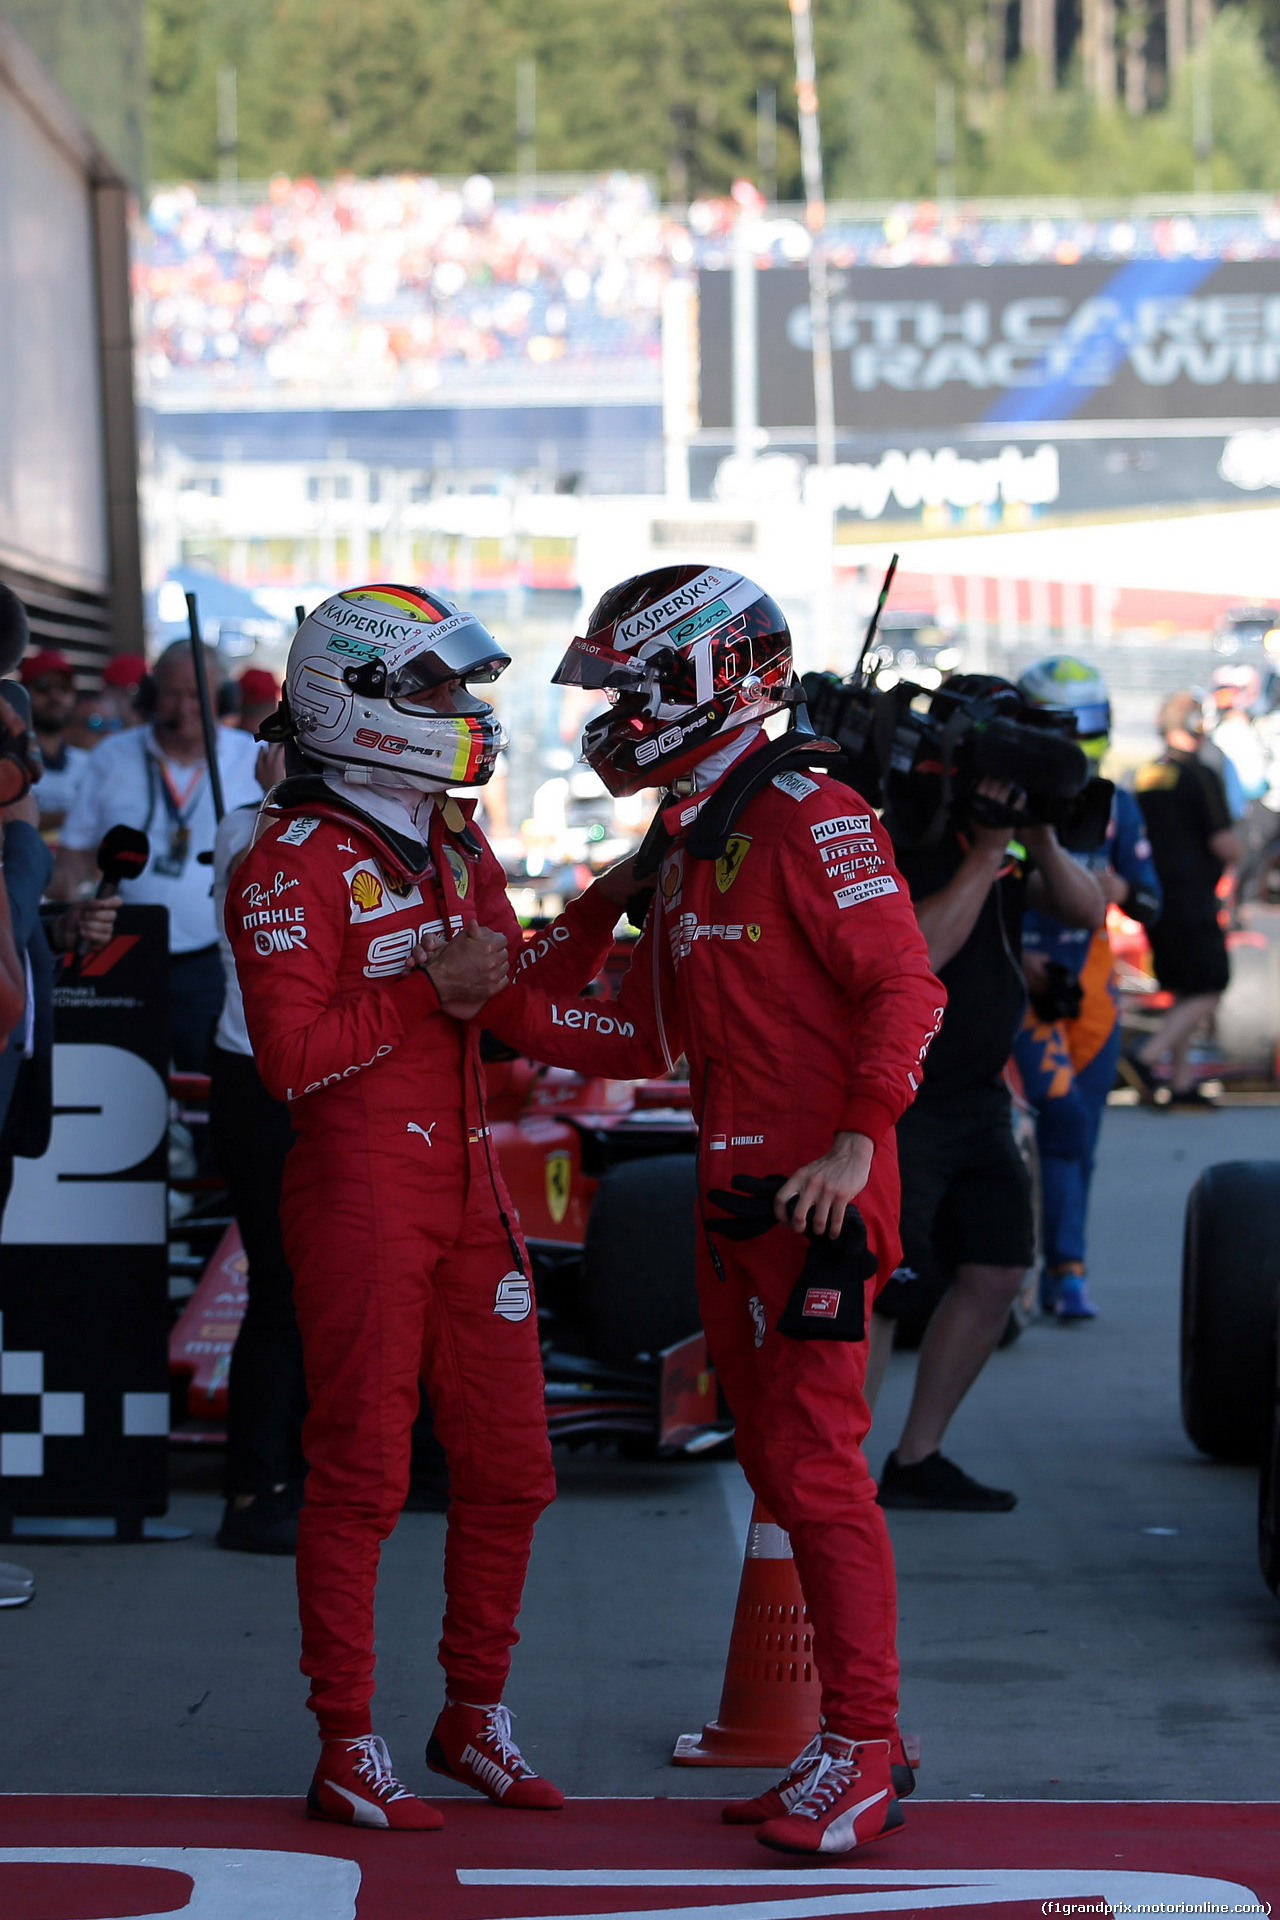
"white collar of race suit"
325,771,436,846
692,724,764,791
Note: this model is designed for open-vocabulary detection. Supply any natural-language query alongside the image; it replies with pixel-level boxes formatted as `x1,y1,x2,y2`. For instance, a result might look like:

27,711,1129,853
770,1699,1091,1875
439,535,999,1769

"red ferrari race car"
168,1036,729,1467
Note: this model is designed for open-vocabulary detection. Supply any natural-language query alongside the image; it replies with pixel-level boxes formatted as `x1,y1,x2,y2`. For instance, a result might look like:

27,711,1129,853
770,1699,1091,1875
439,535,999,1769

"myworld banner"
700,260,1280,432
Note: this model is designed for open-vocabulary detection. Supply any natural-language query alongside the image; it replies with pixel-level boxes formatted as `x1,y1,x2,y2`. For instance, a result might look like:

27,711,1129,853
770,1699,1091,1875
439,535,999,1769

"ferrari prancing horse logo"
715,833,751,894
545,1151,572,1225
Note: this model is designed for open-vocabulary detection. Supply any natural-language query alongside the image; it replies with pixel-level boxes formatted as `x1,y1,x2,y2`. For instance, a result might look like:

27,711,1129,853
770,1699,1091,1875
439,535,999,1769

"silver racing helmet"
280,584,510,788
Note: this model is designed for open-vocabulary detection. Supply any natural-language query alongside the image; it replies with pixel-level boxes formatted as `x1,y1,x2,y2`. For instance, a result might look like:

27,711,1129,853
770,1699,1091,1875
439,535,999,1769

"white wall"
0,63,106,590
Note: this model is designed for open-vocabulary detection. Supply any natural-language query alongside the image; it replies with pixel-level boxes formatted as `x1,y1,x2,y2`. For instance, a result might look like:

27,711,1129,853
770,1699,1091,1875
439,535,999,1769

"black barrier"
0,906,171,1540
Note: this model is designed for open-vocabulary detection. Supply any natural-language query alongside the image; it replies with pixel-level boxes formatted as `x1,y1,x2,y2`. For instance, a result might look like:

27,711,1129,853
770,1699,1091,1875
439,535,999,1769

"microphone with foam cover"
96,825,150,895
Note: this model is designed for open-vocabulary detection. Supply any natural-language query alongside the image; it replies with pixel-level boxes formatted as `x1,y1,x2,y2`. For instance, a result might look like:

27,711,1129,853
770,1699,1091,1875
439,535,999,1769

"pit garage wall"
0,17,142,668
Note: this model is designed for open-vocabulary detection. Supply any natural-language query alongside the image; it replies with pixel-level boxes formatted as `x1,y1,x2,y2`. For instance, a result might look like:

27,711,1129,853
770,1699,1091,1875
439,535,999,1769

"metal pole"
732,210,759,466
216,66,238,201
517,58,537,199
790,0,836,472
756,84,778,205
184,592,225,823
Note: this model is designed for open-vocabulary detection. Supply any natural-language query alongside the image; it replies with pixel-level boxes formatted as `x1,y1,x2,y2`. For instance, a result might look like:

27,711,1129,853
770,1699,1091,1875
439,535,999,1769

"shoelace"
782,1733,823,1779
347,1734,414,1802
792,1749,861,1818
482,1705,535,1779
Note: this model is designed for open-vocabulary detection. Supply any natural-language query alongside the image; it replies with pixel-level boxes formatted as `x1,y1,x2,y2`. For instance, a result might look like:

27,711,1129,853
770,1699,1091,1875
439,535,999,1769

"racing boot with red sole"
756,1735,903,1855
427,1701,565,1809
307,1734,443,1830
723,1724,918,1825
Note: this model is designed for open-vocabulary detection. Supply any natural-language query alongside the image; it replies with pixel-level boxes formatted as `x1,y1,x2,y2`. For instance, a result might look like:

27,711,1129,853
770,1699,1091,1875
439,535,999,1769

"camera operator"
868,676,1105,1514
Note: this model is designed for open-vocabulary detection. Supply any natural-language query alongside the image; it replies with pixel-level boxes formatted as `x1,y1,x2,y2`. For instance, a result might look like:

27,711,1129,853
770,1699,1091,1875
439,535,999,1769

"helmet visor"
1071,701,1111,738
550,634,639,690
387,612,511,694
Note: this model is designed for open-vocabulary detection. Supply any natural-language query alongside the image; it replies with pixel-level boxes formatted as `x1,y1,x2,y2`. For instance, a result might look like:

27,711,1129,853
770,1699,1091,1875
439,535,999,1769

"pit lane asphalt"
2,1104,1277,1801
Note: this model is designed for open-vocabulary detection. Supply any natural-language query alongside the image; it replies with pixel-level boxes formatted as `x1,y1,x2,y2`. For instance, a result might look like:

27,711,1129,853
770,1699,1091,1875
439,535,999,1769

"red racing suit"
487,756,945,1738
229,795,619,1740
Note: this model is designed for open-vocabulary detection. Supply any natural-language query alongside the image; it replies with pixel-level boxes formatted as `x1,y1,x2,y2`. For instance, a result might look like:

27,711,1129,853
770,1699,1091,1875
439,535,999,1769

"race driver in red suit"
480,566,945,1856
228,585,627,1831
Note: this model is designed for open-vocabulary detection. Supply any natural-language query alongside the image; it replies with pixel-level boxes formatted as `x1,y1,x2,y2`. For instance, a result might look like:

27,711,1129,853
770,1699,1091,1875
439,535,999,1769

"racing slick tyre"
1181,1161,1280,1462
1258,1306,1280,1600
582,1154,700,1369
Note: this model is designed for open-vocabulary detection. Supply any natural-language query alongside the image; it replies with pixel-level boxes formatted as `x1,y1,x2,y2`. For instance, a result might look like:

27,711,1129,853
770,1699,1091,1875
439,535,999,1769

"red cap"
102,652,147,690
20,648,75,683
237,668,280,705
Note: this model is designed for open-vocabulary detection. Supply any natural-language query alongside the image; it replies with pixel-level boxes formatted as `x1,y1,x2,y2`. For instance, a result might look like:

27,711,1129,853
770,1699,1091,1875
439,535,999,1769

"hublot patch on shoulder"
812,814,873,844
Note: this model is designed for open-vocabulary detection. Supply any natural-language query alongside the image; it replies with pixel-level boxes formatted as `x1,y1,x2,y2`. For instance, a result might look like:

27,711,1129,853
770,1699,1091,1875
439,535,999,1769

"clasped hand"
409,922,509,1020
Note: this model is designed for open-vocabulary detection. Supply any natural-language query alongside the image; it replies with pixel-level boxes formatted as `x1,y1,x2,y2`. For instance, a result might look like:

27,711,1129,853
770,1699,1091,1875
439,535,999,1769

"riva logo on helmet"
494,1274,532,1322
614,570,735,647
668,597,732,646
326,633,386,661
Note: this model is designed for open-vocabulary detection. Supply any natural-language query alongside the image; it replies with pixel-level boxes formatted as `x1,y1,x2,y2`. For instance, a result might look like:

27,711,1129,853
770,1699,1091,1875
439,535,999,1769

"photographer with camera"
805,669,1104,1512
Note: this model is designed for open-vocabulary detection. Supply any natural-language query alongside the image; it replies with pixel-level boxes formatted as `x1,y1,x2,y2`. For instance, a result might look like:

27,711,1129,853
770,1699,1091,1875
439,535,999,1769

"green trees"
144,0,1280,200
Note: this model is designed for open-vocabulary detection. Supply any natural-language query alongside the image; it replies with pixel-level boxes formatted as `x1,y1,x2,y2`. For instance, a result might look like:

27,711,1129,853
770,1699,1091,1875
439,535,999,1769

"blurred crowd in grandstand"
134,171,1280,402
139,172,682,401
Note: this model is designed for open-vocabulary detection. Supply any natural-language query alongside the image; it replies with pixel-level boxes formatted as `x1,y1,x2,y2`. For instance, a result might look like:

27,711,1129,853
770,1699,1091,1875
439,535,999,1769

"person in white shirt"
208,741,307,1556
51,641,261,1069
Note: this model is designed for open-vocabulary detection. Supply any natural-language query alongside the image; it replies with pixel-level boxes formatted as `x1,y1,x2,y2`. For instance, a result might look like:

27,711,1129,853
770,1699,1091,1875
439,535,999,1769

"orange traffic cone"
672,1496,821,1766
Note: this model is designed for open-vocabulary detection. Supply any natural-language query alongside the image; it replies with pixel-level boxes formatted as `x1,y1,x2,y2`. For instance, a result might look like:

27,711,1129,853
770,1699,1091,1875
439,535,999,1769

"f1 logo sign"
1,1044,167,1246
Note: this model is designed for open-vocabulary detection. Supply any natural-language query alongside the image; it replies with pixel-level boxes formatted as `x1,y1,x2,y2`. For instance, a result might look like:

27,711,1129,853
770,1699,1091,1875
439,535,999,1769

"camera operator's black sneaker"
1168,1084,1218,1109
1118,1049,1160,1105
877,1451,1017,1512
217,1486,300,1556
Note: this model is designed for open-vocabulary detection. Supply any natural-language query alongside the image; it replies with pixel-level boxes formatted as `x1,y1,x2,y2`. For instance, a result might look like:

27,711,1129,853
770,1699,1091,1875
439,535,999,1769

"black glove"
776,1216,876,1342
705,1172,788,1240
707,1173,877,1343
1029,959,1084,1025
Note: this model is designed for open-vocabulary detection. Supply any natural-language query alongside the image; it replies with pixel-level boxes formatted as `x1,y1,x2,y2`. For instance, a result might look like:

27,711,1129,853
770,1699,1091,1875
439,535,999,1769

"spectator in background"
235,669,280,737
20,651,89,837
102,653,147,730
66,687,123,751
210,740,306,1556
50,641,260,1070
1124,692,1243,1109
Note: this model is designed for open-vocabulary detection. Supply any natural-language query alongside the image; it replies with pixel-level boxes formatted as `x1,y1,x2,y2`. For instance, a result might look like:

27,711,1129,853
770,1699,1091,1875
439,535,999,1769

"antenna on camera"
853,552,899,685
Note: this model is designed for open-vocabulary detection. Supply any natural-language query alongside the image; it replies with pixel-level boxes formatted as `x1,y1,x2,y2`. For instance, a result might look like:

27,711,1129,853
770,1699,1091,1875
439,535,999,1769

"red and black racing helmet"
554,565,793,796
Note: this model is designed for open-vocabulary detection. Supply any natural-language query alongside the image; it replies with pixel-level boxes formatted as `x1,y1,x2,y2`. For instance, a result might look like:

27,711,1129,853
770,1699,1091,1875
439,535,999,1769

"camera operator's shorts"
874,1082,1034,1321
1148,908,1230,998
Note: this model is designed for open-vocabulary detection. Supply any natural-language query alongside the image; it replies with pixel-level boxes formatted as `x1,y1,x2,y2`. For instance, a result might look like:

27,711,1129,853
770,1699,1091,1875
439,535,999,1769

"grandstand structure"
138,173,1280,662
